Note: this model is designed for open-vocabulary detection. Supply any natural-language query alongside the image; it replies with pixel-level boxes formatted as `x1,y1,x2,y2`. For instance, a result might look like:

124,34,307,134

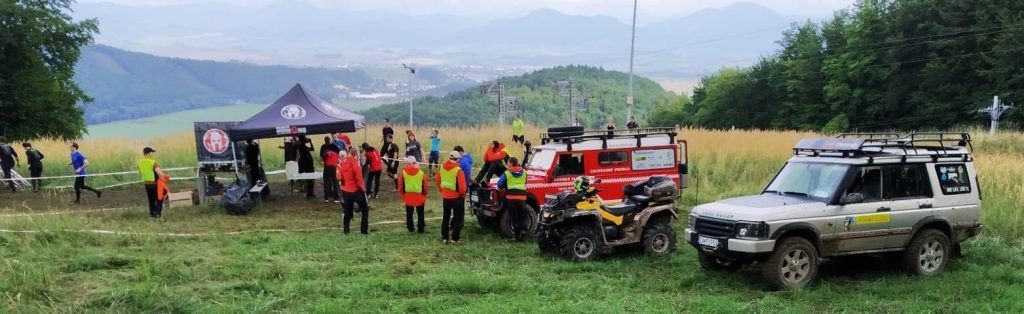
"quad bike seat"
602,204,638,216
628,195,650,208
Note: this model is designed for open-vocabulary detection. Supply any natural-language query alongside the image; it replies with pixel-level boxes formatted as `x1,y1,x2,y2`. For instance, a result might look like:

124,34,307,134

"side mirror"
841,193,865,205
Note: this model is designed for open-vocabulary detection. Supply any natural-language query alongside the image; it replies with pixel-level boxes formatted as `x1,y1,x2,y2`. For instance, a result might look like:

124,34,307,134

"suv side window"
884,164,933,199
554,153,585,177
598,151,628,166
935,164,971,195
846,167,883,202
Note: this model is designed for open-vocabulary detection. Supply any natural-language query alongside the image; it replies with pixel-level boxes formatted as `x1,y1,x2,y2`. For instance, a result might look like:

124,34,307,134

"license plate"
470,194,479,202
697,236,720,248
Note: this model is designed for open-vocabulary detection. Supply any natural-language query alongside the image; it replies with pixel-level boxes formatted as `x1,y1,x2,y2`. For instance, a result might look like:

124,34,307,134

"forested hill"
74,45,374,124
669,1,1024,131
363,66,674,128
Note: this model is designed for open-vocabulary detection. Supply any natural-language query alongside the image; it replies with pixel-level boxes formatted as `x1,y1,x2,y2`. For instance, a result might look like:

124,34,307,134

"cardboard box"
167,191,195,208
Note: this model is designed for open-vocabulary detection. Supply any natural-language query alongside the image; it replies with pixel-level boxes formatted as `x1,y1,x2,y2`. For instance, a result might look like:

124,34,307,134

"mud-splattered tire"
499,205,538,239
761,237,818,290
559,224,602,262
641,221,677,256
537,231,559,253
902,229,950,276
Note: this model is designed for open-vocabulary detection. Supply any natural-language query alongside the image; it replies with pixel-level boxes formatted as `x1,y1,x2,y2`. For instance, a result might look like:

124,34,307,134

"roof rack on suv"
540,127,677,151
794,132,972,163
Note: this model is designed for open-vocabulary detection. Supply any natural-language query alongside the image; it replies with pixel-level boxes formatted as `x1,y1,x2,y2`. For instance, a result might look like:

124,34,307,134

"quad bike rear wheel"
560,224,602,262
641,221,677,256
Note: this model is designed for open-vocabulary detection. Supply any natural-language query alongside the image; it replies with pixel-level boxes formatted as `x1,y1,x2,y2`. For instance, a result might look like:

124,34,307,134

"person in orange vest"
398,156,428,233
497,157,529,240
137,147,166,218
436,150,468,244
474,140,508,183
337,147,369,234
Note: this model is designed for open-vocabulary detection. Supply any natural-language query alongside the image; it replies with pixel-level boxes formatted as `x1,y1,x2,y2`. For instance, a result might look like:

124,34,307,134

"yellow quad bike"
537,176,679,261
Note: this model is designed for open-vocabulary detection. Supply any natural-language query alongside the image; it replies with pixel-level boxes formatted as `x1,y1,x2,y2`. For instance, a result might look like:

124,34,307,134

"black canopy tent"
197,84,366,208
229,83,366,140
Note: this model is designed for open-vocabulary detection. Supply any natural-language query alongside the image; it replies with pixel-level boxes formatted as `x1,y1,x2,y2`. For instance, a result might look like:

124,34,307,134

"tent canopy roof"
229,84,366,141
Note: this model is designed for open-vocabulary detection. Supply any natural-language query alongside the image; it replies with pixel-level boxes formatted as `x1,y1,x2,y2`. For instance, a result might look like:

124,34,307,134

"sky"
77,0,856,23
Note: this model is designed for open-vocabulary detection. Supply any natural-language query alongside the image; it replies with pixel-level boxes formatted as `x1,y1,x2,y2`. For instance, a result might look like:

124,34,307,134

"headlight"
687,214,696,229
734,221,769,239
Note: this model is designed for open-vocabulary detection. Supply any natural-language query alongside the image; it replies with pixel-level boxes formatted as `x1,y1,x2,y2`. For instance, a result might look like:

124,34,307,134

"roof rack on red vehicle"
793,132,973,163
540,127,677,151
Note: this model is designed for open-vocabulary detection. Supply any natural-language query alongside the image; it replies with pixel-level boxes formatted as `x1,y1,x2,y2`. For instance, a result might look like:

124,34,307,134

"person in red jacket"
337,147,369,234
362,143,384,199
398,156,428,233
474,140,508,183
322,137,341,203
436,150,468,244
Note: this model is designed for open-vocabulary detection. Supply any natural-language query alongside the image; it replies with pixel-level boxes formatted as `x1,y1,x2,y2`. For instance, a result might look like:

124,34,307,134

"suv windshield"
528,149,556,171
764,162,849,202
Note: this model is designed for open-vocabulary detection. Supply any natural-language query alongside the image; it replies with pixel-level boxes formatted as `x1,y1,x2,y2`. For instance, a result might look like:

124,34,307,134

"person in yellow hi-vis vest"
138,147,166,218
436,151,468,244
398,156,428,233
512,114,525,144
498,157,529,240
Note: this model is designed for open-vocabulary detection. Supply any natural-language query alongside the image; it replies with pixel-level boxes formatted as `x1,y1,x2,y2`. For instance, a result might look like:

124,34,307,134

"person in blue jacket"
454,146,473,187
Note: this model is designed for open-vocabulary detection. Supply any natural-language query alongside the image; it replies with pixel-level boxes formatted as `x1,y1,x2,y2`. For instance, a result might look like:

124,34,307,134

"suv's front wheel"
902,229,951,276
761,237,819,290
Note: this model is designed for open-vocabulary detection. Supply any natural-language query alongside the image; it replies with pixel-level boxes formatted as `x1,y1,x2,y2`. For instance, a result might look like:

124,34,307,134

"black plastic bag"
222,179,253,215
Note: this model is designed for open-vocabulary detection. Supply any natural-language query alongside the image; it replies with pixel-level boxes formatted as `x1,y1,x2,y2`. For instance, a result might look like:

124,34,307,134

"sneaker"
323,199,330,203
332,200,340,203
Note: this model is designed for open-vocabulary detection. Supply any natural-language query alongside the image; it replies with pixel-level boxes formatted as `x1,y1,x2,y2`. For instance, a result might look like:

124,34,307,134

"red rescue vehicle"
471,127,689,238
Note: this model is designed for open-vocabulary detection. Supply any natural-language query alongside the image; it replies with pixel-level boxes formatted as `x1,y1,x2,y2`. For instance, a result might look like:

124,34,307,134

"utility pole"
979,95,1014,134
626,0,638,123
402,63,417,126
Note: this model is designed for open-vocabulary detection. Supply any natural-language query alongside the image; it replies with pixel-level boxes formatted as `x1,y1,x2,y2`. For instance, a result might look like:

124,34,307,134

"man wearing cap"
138,147,167,218
69,143,101,203
436,150,468,244
338,147,369,234
398,156,428,233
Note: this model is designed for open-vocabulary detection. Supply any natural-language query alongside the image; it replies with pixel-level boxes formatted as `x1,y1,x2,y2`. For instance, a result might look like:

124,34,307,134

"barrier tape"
0,166,197,182
0,217,444,237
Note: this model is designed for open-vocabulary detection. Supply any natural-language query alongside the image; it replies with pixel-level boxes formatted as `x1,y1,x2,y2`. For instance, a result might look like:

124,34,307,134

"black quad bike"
537,176,679,261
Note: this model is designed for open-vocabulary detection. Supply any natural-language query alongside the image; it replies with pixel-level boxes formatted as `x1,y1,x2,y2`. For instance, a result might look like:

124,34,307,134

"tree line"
653,0,1024,132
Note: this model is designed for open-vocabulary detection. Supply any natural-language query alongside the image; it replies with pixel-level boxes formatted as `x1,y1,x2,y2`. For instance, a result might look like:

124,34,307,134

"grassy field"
1,128,1022,312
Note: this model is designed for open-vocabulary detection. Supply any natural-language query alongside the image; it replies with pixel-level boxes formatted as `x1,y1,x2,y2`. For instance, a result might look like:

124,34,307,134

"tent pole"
231,141,240,180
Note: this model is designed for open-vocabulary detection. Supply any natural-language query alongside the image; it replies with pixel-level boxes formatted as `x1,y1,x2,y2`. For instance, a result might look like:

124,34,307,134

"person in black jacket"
297,136,316,197
0,136,18,192
244,140,262,186
21,143,44,192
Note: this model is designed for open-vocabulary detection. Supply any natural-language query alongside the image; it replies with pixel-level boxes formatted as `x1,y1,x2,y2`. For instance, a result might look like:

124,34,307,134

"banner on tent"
194,122,247,168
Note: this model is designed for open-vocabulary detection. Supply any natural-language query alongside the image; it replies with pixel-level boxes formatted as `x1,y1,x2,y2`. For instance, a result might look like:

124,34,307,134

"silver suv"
685,132,983,290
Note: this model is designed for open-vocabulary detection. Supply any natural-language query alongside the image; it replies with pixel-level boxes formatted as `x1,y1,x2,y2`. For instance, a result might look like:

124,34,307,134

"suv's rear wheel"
560,224,602,261
698,252,743,272
761,237,818,290
641,221,676,256
902,229,950,276
499,204,538,239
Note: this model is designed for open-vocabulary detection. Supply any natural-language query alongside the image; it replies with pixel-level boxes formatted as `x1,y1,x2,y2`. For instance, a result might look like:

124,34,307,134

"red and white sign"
203,128,230,154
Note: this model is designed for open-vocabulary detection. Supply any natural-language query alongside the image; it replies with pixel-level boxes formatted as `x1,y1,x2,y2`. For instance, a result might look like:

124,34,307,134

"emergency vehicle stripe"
525,174,680,189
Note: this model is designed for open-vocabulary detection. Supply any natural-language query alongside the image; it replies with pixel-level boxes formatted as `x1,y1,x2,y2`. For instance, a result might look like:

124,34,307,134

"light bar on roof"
794,138,865,151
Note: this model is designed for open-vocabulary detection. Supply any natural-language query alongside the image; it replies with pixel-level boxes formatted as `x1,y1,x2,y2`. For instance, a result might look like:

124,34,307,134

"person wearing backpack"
21,143,44,192
0,136,20,192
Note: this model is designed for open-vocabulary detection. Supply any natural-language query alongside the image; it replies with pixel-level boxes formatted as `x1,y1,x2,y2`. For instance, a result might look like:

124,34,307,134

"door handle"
877,207,891,212
919,204,933,209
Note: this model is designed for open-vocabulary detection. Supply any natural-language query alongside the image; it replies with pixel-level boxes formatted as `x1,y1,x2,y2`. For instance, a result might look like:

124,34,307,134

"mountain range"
71,1,806,78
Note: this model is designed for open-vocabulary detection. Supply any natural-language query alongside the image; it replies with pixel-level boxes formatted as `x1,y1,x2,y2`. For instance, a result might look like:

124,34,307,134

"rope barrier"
0,217,445,237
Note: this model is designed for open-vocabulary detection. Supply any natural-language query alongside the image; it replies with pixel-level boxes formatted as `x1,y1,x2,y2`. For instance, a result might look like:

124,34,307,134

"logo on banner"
203,128,230,154
281,104,306,120
321,102,342,115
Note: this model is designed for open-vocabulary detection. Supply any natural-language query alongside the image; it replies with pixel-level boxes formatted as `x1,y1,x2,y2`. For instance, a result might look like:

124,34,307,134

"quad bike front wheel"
559,224,602,262
641,221,677,256
537,230,559,253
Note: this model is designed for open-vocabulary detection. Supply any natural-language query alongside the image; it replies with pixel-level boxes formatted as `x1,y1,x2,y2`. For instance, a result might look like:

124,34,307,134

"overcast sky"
78,0,856,22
